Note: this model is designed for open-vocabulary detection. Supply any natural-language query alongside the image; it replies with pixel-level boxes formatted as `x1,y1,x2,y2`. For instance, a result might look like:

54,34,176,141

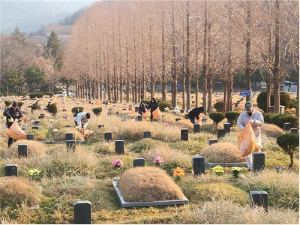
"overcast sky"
1,0,95,33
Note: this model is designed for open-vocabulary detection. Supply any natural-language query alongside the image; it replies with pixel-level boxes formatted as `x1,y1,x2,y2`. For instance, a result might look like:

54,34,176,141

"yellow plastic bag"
5,119,26,140
238,122,262,157
152,108,162,120
142,110,150,118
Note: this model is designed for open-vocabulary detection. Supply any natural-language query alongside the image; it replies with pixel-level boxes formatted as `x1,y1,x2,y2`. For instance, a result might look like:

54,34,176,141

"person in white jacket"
237,101,264,170
74,112,91,130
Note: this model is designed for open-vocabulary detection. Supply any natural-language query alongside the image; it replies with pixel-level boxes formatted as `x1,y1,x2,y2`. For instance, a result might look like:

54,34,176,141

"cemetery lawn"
0,97,298,224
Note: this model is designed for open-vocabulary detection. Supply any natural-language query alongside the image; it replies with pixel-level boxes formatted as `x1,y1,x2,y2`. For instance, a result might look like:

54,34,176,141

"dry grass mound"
0,177,40,209
8,140,46,157
262,123,285,137
130,139,164,153
52,128,84,141
174,120,193,130
118,167,185,202
201,142,245,163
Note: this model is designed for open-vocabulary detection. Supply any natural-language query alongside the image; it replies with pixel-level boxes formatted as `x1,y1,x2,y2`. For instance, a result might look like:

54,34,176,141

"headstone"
115,140,124,155
18,144,28,157
192,155,205,175
224,123,231,133
180,109,185,113
181,129,188,141
217,129,226,139
227,119,233,127
250,191,268,212
175,118,181,121
121,115,127,121
66,140,76,151
135,107,139,112
194,124,200,133
291,128,298,134
184,114,189,119
137,115,143,121
104,132,112,142
65,125,71,128
202,117,207,123
98,125,104,128
32,126,38,130
252,152,265,172
143,131,151,138
38,115,43,119
133,158,145,167
107,112,112,116
40,113,45,117
209,139,218,145
65,132,73,141
5,164,18,176
63,109,66,112
26,134,34,140
284,123,291,131
73,201,91,224
234,103,238,108
34,120,40,125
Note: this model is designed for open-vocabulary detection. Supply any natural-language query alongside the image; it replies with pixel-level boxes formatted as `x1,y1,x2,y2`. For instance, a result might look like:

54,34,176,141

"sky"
1,0,95,33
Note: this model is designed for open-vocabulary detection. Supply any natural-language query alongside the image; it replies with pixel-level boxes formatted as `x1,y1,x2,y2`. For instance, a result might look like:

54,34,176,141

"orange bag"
142,110,150,118
152,108,162,120
5,119,26,140
238,122,262,157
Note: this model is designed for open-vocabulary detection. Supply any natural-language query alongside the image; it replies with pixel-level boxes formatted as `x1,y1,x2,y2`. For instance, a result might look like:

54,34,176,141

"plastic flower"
212,165,225,176
28,169,41,180
173,167,185,177
112,159,123,168
164,107,170,112
165,120,171,125
275,166,284,173
146,117,150,121
153,156,164,165
231,167,243,177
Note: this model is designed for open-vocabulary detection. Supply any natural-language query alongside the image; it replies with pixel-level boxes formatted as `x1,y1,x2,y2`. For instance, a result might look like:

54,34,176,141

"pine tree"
44,31,63,71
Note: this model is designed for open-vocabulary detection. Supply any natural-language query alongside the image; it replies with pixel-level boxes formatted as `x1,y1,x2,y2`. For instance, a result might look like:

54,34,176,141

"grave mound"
201,142,245,163
174,120,193,130
130,139,163,153
9,140,46,157
262,124,285,138
0,177,40,209
118,167,185,202
52,128,84,141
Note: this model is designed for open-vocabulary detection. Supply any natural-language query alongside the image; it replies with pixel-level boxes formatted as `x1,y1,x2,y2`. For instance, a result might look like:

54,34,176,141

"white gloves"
249,119,254,124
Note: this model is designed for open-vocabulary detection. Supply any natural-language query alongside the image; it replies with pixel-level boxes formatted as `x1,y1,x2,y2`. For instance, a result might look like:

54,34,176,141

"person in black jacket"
147,98,159,121
138,102,148,115
188,107,204,124
3,101,23,147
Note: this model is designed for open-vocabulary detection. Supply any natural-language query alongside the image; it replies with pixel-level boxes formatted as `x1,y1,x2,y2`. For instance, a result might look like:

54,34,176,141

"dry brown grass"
8,140,46,157
262,123,285,138
118,167,185,202
51,127,84,141
0,177,40,209
174,120,193,130
201,142,246,163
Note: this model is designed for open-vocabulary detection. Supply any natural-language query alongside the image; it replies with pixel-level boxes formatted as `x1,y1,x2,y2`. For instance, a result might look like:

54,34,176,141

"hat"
12,101,17,107
245,101,252,111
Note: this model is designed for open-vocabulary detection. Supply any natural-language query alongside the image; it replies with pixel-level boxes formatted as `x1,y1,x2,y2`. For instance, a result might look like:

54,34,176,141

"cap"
245,101,252,111
12,101,17,107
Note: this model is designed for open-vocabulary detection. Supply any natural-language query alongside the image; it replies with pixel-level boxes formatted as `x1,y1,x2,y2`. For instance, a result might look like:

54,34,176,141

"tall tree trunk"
273,0,280,113
202,0,208,114
223,81,227,113
245,1,252,102
161,3,167,102
195,19,199,108
186,0,191,110
207,22,213,112
227,77,233,111
171,0,177,107
266,24,272,113
126,41,130,103
150,11,155,99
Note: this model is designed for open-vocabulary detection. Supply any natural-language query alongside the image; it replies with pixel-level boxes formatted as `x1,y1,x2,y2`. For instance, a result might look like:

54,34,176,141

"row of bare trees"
62,0,298,113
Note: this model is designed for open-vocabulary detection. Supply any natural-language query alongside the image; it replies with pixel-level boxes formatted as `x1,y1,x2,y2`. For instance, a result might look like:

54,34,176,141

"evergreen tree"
44,31,63,71
24,63,45,92
1,68,24,94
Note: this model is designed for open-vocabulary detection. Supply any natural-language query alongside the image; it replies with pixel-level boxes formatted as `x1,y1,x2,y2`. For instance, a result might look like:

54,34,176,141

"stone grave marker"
175,118,181,121
224,123,231,133
250,191,268,212
194,124,200,133
66,140,76,151
143,131,151,138
253,152,265,172
184,114,189,119
65,125,71,128
192,155,205,175
18,144,28,157
284,123,291,131
133,158,145,167
181,129,188,141
291,128,298,134
104,132,112,142
34,120,40,125
26,134,34,140
209,139,218,145
73,201,91,224
98,124,104,128
5,164,18,176
65,132,73,141
115,140,124,155
32,126,39,130
137,115,143,121
217,129,226,139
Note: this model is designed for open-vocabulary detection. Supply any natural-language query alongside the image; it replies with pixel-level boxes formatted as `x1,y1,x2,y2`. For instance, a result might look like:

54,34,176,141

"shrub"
8,140,46,157
195,183,248,206
118,167,186,202
214,101,223,112
0,177,40,209
36,93,44,98
209,112,225,125
225,111,240,125
31,103,41,111
289,97,298,109
201,142,245,163
263,113,279,123
261,124,285,138
17,102,24,109
29,93,37,99
257,91,291,112
158,101,172,111
92,107,102,116
72,107,84,114
277,134,299,168
270,114,299,128
47,103,57,115
43,92,54,97
4,100,12,107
